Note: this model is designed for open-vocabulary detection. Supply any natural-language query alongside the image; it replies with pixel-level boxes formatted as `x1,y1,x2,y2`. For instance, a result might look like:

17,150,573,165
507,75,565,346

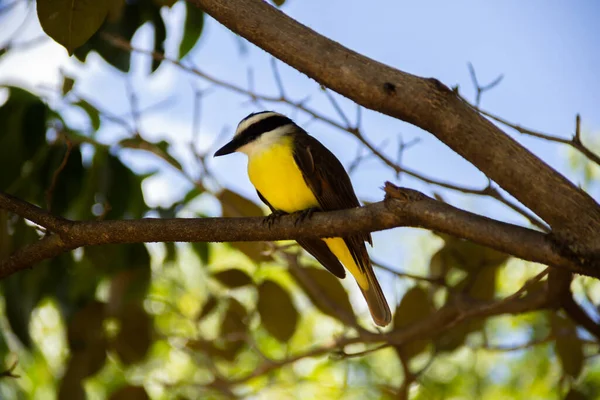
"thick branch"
191,0,600,254
0,184,589,280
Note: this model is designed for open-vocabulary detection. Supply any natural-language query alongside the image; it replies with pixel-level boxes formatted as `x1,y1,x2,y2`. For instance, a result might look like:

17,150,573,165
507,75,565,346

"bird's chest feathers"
247,143,318,213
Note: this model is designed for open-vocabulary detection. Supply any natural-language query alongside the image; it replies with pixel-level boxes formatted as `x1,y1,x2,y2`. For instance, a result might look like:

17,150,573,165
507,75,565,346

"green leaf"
290,267,355,323
37,0,109,54
214,269,254,288
257,280,298,342
393,286,434,360
179,1,204,59
271,0,286,6
73,99,101,130
551,314,584,378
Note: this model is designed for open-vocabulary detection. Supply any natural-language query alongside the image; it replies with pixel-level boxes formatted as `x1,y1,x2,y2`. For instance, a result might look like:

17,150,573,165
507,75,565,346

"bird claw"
263,210,287,228
293,207,319,226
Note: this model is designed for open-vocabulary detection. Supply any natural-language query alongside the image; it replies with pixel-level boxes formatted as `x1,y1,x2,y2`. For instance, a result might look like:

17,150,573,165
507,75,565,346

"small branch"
480,109,600,167
467,62,503,109
0,183,588,280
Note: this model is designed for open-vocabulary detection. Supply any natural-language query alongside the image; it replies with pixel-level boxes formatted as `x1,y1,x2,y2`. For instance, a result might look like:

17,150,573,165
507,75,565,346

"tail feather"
359,267,392,327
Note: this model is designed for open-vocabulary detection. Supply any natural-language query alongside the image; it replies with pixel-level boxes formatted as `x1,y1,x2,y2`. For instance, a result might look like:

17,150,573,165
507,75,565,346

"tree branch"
191,0,600,256
0,183,589,280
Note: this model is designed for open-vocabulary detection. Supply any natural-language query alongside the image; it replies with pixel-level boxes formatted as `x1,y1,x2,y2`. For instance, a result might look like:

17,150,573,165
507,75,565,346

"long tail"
359,266,392,327
323,237,391,327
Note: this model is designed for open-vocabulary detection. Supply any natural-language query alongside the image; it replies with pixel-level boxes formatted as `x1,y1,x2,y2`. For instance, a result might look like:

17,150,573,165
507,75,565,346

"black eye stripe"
237,115,292,146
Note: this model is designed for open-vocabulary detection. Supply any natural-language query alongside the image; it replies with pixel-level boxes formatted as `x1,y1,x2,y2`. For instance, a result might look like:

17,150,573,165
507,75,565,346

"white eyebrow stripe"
235,111,282,136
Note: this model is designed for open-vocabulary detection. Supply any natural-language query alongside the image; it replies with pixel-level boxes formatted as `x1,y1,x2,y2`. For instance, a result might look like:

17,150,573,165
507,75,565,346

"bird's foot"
293,207,319,226
263,210,287,228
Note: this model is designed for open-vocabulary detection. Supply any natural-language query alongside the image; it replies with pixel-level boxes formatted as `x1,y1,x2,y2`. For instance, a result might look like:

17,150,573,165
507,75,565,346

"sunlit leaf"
257,280,298,342
213,269,253,289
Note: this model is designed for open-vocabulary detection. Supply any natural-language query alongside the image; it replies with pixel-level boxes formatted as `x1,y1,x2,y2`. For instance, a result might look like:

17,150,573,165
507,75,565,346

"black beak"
214,137,242,157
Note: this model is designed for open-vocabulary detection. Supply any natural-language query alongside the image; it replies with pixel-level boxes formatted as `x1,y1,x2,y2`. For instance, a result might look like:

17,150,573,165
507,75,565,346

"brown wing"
256,190,346,279
292,132,373,273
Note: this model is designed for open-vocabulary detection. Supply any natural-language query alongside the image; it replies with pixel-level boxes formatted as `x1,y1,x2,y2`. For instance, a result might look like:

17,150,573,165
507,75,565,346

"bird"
214,111,391,327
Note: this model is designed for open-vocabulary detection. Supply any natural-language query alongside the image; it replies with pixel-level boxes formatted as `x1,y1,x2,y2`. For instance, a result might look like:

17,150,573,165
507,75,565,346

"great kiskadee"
214,111,391,327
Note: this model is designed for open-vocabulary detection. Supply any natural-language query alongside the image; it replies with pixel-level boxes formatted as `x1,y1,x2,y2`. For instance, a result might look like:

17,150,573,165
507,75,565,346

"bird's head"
214,111,295,157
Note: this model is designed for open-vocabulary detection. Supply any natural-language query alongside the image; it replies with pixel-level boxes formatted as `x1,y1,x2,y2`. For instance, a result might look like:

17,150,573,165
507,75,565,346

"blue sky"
1,0,599,311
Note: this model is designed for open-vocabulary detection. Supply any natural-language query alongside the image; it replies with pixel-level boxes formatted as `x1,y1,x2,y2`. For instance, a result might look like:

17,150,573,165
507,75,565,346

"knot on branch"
383,182,427,204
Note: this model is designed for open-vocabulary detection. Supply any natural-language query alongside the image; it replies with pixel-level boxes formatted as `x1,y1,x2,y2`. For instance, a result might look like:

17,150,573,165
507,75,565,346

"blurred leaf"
66,301,107,377
218,189,272,262
62,77,75,96
40,145,85,216
182,186,203,204
291,267,355,323
109,385,149,400
0,87,48,189
257,280,298,342
218,298,247,361
73,99,101,130
218,189,264,218
213,269,253,288
230,241,273,263
552,314,584,378
196,295,218,321
433,235,509,273
271,0,286,6
393,286,434,360
37,0,109,54
179,1,204,59
113,303,153,365
164,241,177,263
192,241,210,265
149,4,166,72
108,266,150,315
564,388,587,400
120,137,183,171
434,324,470,354
462,265,498,301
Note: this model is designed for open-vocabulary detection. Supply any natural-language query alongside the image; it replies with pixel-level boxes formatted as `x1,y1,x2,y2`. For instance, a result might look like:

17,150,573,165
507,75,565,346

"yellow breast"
247,139,319,213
